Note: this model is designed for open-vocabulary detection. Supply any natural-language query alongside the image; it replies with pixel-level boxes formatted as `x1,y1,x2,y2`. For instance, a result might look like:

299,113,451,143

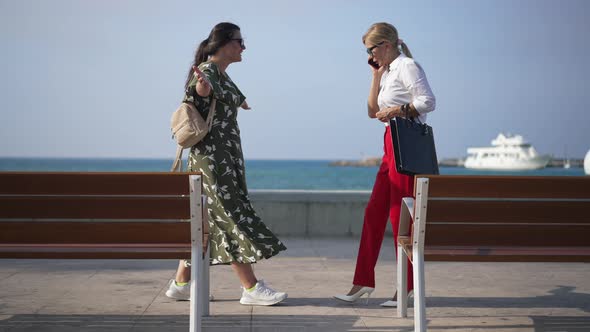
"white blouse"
377,54,436,124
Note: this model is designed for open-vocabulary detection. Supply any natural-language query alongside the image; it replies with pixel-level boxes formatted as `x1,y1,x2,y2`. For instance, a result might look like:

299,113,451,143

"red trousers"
353,125,414,292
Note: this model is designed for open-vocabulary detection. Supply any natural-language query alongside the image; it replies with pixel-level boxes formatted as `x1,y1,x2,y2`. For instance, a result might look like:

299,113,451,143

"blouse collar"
388,53,407,72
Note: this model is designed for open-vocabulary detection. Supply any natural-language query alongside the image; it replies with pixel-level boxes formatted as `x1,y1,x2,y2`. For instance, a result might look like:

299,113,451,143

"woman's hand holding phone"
368,58,380,69
368,57,387,78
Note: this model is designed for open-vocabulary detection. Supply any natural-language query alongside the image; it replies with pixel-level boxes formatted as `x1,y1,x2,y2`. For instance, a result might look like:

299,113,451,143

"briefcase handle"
400,103,423,124
400,104,430,135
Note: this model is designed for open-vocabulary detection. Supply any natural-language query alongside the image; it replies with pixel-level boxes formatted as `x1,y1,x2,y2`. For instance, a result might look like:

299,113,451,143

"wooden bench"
0,172,210,332
395,175,590,332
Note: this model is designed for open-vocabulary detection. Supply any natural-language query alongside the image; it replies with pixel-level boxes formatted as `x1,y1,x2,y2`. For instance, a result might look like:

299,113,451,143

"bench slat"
0,172,199,195
427,200,590,224
425,224,590,246
0,244,191,259
423,176,590,199
424,246,590,262
399,236,590,262
0,221,190,244
0,197,190,219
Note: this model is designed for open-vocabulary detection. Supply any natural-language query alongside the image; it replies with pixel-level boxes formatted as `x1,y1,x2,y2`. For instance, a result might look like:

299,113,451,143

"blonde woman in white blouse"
335,22,436,307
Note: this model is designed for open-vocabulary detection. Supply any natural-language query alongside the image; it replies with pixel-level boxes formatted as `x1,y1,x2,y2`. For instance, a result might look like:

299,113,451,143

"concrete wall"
249,190,393,237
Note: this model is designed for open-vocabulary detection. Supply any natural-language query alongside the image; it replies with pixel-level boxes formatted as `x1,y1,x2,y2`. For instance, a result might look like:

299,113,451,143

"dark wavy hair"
184,22,241,91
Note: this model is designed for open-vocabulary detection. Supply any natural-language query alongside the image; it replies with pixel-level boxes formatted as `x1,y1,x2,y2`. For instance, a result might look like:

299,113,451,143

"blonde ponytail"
399,41,413,59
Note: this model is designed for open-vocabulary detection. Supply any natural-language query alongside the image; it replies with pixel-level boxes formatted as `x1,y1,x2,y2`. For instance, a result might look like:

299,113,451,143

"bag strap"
171,145,184,172
205,98,217,131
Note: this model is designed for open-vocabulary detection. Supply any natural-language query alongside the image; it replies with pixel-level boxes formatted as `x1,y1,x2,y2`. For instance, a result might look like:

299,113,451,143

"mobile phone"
368,58,380,69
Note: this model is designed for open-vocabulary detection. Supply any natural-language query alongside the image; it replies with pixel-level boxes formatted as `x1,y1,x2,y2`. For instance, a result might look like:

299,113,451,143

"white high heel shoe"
380,290,413,307
333,287,375,304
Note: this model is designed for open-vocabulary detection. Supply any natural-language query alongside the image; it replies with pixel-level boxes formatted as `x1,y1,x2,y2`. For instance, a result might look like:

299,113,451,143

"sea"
0,158,586,190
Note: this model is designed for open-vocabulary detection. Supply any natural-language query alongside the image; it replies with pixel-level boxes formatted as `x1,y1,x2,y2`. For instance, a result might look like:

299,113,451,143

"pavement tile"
0,237,589,331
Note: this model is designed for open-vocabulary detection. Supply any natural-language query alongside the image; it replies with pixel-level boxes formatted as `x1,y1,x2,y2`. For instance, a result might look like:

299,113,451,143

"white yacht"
584,150,590,175
464,133,551,171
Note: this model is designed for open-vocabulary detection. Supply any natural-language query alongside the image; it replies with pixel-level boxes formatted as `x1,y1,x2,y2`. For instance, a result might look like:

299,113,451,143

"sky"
1,0,589,160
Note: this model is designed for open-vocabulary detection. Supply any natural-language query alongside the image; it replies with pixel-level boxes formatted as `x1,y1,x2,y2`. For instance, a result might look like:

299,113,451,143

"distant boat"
464,133,551,171
563,146,571,169
584,150,590,175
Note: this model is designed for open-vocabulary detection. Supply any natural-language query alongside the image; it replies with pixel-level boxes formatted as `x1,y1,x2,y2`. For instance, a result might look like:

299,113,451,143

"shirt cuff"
412,98,435,114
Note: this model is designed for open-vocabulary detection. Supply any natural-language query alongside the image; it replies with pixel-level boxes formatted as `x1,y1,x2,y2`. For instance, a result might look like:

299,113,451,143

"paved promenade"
1,237,589,331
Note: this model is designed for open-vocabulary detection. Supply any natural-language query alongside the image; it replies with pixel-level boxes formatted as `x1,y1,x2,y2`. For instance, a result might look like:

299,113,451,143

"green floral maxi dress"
184,61,286,265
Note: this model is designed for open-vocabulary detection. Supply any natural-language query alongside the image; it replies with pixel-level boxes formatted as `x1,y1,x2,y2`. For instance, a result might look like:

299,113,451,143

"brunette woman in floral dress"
166,22,287,306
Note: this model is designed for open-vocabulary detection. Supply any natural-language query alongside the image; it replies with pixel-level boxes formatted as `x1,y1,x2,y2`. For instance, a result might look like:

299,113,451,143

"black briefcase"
389,116,439,175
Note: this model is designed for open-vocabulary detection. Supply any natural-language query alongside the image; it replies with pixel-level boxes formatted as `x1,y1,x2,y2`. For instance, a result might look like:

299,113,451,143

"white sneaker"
166,279,190,301
165,280,214,301
239,280,287,306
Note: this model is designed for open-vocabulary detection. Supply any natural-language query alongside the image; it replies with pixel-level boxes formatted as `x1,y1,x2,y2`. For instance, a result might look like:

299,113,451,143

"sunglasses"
366,41,385,55
231,38,245,48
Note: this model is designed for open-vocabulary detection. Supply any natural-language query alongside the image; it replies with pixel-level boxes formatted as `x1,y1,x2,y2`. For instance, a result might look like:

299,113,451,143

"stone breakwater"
328,158,381,167
329,157,583,168
328,157,463,167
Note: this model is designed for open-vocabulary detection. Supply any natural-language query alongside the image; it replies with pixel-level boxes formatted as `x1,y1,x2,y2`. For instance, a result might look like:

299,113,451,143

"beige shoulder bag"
170,98,216,172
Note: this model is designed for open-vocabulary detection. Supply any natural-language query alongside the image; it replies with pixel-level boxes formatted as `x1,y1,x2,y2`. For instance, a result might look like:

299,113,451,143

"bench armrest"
398,197,414,238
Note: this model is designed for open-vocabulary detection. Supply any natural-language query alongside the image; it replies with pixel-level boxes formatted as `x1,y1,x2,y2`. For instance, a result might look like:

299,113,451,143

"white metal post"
200,194,210,316
397,241,408,318
397,197,413,318
413,250,426,332
412,178,429,332
189,175,203,332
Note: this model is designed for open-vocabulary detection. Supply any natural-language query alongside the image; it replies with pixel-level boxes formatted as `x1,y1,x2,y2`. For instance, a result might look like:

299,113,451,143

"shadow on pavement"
279,286,589,313
2,313,589,331
425,286,590,312
531,316,590,332
0,314,359,332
